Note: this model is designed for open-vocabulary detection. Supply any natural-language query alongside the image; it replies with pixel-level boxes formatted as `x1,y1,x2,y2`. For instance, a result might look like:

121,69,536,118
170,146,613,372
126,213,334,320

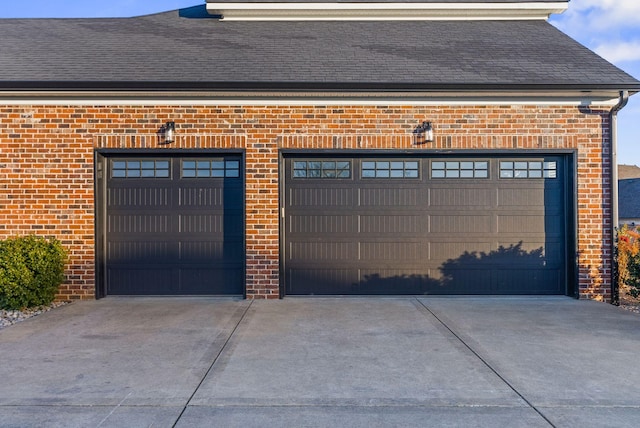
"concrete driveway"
1,297,639,427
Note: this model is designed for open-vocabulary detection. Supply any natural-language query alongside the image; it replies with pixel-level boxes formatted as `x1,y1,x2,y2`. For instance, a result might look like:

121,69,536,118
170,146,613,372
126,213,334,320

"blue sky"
1,0,638,166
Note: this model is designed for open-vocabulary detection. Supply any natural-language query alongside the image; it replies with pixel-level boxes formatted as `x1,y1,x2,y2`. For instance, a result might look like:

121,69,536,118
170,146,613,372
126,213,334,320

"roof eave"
1,81,638,93
206,2,569,21
0,81,638,105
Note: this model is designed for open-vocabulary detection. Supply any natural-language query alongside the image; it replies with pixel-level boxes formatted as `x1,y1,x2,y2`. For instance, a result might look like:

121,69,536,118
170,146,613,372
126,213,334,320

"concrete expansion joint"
413,298,557,428
171,300,254,428
97,392,132,427
182,403,538,409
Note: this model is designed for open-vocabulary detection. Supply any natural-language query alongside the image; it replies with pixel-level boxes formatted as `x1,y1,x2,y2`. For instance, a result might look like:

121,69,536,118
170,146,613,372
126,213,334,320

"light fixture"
413,121,433,145
164,121,176,144
423,121,433,143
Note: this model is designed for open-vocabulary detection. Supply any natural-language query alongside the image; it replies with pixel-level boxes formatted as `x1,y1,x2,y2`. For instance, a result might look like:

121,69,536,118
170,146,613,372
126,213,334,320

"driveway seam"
97,392,132,427
414,298,556,428
172,299,254,428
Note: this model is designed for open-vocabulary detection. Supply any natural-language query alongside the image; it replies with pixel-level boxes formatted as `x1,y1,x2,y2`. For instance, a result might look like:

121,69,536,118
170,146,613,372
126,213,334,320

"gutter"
1,81,640,93
611,90,629,305
205,1,569,21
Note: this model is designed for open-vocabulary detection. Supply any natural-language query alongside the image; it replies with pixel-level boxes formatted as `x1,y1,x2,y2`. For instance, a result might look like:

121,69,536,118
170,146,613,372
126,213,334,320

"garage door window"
431,161,488,178
182,159,240,178
500,161,557,179
111,160,170,178
361,160,419,178
293,160,351,178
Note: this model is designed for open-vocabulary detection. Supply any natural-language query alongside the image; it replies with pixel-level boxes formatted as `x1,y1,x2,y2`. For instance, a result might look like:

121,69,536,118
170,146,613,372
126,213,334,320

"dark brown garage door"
283,155,569,295
101,154,244,295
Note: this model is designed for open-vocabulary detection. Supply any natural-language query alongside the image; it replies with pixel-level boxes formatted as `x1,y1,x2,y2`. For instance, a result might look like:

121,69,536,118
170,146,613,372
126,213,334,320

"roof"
0,4,637,94
619,165,640,180
619,179,640,220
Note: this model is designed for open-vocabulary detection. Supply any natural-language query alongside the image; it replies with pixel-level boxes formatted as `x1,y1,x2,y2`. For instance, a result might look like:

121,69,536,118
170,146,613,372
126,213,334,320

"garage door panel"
430,242,493,261
289,241,354,261
108,268,174,295
110,266,242,295
179,214,224,233
493,241,564,267
179,186,224,207
542,244,564,266
287,269,356,295
498,188,545,207
289,187,354,207
432,269,493,294
354,267,561,295
359,188,419,206
108,241,172,263
108,187,171,209
179,268,243,294
178,240,246,262
180,241,222,261
359,269,430,294
430,215,492,234
360,215,421,234
108,215,171,234
494,269,562,294
360,241,426,261
429,188,494,208
288,214,354,234
497,214,563,234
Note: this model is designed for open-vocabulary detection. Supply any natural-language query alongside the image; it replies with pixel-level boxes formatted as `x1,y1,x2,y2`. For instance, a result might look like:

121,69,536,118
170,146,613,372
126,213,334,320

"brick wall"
0,104,611,301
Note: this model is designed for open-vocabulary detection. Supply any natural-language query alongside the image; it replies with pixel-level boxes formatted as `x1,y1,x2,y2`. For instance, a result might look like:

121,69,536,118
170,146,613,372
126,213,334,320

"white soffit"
206,2,569,21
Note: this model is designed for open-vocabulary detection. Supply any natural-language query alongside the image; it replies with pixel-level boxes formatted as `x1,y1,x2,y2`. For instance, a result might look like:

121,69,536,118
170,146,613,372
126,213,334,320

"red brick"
0,104,614,301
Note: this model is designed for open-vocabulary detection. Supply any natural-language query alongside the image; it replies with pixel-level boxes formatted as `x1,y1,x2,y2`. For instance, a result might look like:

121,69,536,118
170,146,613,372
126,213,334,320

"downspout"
610,90,629,304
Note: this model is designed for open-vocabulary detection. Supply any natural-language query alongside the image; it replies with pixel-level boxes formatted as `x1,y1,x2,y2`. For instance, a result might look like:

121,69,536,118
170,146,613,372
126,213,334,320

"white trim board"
0,95,617,107
206,2,568,21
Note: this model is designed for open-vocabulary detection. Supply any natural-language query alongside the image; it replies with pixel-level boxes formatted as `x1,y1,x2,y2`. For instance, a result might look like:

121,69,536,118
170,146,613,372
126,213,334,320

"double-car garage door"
99,152,570,296
283,155,569,295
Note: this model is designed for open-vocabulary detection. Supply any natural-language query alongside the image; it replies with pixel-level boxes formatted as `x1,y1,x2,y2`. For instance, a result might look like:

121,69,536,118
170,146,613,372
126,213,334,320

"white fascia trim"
206,2,568,21
0,93,619,107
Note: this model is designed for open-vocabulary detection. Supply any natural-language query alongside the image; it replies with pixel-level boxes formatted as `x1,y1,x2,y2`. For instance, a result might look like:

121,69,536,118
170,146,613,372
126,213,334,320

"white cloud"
595,41,640,64
556,0,640,33
550,1,640,168
569,0,640,13
551,0,640,77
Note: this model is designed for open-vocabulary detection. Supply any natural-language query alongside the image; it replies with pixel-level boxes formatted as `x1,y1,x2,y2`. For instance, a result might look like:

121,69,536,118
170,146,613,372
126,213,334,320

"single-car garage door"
100,154,244,295
283,154,569,295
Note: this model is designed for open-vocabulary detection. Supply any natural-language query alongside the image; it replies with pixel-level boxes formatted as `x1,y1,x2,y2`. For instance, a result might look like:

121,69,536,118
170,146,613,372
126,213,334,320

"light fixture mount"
413,121,433,144
164,121,176,144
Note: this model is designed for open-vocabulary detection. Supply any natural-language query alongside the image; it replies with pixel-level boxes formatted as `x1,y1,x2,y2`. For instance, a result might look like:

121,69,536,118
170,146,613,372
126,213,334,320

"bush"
0,235,67,310
617,225,640,298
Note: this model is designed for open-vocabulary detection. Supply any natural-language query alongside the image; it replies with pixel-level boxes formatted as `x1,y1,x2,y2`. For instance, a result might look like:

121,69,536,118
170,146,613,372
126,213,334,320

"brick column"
244,136,280,299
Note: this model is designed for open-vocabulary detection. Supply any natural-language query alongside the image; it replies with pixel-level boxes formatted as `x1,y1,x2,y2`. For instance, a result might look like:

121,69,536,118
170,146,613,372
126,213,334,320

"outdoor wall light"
413,121,434,145
164,121,176,144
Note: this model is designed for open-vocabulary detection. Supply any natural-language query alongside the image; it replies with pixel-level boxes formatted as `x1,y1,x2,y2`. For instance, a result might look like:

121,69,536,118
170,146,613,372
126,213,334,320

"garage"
97,153,244,296
282,154,571,295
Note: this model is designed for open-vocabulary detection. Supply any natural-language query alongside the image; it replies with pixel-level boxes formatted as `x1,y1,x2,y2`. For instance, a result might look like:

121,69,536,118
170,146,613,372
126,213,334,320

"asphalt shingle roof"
619,165,640,180
0,4,637,92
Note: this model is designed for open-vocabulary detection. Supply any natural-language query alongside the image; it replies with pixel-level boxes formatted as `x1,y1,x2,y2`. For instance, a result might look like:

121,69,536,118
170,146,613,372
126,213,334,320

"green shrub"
0,235,67,310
